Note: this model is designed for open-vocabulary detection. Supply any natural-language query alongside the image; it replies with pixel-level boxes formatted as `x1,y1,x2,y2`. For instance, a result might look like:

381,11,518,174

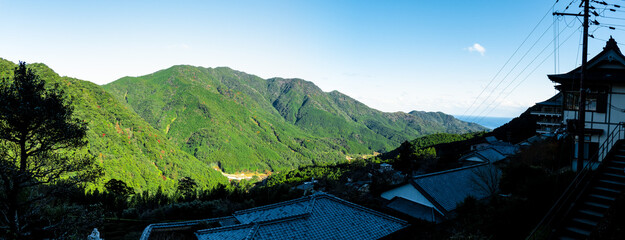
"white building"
548,37,625,163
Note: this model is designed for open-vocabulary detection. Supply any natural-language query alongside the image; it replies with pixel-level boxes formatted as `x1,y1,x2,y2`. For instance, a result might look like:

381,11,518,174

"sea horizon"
454,115,513,130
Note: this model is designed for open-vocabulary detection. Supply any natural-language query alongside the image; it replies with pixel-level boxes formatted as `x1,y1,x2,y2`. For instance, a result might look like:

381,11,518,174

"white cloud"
167,44,191,50
466,43,486,56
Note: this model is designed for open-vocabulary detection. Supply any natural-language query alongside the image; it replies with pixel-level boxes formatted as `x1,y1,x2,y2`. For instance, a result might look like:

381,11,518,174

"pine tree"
0,62,102,238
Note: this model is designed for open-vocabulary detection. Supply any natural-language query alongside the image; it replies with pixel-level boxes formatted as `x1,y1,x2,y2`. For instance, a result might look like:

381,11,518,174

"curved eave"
548,73,577,84
548,71,625,85
547,37,625,85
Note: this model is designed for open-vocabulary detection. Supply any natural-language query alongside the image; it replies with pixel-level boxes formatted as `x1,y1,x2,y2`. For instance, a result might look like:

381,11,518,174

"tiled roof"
233,196,311,224
460,148,507,163
489,144,519,156
196,224,257,240
475,148,506,163
536,92,562,106
386,197,444,223
195,193,409,240
484,136,498,144
412,163,500,213
140,216,238,240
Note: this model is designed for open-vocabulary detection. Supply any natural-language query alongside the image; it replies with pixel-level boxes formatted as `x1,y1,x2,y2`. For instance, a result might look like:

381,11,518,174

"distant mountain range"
0,59,486,191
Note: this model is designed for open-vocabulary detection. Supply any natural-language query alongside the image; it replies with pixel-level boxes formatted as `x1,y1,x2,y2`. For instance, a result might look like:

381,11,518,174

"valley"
0,58,486,192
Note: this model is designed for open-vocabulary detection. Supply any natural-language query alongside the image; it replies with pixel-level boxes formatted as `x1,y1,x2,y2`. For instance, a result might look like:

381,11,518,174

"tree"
105,179,134,196
177,176,197,194
104,179,133,218
0,62,102,238
470,164,501,197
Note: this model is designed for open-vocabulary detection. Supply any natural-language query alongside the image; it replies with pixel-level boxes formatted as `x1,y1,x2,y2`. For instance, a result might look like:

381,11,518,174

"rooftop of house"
472,137,519,157
549,37,625,85
461,148,507,163
411,163,500,213
141,192,409,240
385,197,444,223
535,92,563,107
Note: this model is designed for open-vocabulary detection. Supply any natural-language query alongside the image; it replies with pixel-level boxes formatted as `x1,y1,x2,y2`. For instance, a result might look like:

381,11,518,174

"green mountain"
103,65,486,173
0,59,228,192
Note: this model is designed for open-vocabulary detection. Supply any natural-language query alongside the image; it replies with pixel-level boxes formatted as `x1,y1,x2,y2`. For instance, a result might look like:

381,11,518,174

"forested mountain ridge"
104,65,486,173
0,59,228,192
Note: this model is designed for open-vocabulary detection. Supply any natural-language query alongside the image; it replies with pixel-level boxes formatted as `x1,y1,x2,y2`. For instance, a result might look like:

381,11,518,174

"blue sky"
1,0,623,118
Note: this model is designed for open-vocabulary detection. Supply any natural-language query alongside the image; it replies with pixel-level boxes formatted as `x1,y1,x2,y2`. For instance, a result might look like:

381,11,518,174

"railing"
526,122,625,240
597,123,625,162
530,111,562,116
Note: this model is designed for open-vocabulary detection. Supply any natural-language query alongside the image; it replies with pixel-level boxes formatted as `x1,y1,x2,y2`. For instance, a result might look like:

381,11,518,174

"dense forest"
0,60,586,240
103,65,486,173
0,59,484,193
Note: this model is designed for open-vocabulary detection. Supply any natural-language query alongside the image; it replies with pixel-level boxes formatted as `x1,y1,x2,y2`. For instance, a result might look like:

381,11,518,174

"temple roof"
548,37,625,85
536,92,562,107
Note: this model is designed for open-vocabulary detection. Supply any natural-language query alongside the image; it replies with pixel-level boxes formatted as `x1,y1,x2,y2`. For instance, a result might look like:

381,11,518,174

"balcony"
530,111,562,117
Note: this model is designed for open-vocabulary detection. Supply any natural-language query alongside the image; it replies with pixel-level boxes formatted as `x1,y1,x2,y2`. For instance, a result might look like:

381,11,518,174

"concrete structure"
531,93,563,135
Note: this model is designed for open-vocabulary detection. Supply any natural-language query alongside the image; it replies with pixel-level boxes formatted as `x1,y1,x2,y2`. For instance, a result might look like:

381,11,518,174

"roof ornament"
604,36,621,53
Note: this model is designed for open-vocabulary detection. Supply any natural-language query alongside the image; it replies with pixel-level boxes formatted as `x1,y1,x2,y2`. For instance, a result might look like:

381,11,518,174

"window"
564,91,607,113
564,92,579,110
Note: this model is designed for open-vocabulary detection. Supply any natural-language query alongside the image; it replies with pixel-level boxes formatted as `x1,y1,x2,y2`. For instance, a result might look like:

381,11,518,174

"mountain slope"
104,65,486,173
0,59,228,192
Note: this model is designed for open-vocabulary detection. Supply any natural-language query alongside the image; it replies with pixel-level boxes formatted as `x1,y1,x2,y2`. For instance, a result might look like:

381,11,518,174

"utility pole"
554,0,589,172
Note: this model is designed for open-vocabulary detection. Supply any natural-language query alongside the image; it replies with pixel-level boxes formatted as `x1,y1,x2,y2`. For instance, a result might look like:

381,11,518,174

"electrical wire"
475,26,583,122
464,21,556,123
471,25,581,122
459,1,560,118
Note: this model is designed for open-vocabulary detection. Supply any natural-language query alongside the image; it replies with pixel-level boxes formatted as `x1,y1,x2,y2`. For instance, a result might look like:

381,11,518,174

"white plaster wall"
609,89,625,125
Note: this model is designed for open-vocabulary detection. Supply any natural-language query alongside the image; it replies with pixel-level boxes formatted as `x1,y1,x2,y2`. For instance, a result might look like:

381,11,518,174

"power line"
466,16,577,122
475,25,583,122
459,1,559,118
597,15,625,20
471,25,580,122
464,21,557,123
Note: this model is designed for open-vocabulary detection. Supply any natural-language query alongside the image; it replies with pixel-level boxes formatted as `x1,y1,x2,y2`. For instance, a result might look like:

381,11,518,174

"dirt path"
213,166,271,181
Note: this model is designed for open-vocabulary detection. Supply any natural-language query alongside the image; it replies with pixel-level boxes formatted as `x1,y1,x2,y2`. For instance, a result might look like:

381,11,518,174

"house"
463,136,518,165
470,136,518,155
140,192,409,240
381,163,500,223
470,136,496,151
531,93,563,135
379,163,394,172
548,37,625,162
295,178,318,194
459,147,507,164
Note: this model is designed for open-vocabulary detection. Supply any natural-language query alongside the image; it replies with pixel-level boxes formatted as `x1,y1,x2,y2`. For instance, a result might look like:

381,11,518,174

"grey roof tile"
195,193,409,240
140,216,238,240
233,196,311,224
413,164,500,212
476,148,506,163
196,224,256,240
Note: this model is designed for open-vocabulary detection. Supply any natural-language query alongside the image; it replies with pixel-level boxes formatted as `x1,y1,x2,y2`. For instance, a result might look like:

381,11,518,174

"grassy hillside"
104,66,345,172
0,59,228,192
104,65,486,173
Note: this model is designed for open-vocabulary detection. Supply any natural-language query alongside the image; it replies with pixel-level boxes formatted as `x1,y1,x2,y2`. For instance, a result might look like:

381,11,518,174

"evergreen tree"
0,62,102,238
177,176,197,195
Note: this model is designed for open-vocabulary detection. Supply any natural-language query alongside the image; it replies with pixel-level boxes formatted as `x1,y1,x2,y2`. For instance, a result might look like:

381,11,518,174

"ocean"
454,115,513,130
